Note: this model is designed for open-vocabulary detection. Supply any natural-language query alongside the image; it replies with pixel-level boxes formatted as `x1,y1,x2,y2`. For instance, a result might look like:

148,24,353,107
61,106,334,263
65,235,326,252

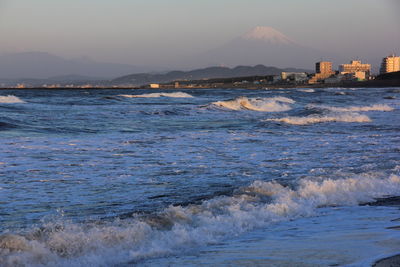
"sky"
0,0,399,70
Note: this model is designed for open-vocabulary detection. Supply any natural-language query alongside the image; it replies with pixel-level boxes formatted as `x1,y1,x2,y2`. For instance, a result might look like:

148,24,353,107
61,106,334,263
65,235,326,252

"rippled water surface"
0,87,399,266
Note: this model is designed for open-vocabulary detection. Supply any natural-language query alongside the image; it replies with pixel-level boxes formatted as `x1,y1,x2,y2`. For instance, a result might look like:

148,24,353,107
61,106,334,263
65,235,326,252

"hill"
112,64,311,86
187,26,339,69
0,52,156,79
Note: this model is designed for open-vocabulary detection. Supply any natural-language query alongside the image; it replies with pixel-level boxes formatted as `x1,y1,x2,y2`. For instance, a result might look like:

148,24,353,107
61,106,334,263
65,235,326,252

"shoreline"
0,76,399,91
370,196,400,267
0,83,399,91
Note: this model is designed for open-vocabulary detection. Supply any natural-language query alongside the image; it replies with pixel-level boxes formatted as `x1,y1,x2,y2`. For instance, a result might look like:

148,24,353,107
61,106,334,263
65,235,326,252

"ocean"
0,87,399,266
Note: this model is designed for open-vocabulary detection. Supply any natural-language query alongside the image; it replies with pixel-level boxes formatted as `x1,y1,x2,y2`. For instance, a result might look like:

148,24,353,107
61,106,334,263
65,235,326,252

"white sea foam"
264,113,371,125
119,92,194,98
0,95,25,104
212,96,295,112
298,89,315,93
1,174,399,267
309,104,394,112
270,103,394,125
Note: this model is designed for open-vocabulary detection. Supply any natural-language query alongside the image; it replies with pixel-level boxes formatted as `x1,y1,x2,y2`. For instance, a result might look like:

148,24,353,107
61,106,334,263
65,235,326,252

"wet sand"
370,197,400,267
373,254,400,267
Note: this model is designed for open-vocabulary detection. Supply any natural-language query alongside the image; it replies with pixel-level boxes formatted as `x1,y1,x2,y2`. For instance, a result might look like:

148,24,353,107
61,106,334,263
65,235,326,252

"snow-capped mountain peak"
242,26,295,45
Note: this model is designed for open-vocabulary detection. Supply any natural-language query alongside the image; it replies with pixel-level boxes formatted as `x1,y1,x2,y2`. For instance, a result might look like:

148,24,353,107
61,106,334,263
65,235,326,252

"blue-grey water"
0,87,399,266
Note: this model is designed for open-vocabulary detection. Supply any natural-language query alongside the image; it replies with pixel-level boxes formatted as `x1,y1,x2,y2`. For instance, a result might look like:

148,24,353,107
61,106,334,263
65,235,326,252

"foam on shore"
1,174,399,267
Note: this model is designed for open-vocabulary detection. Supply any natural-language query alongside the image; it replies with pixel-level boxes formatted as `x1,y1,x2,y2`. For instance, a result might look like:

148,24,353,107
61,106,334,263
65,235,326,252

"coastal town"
155,54,400,89
2,54,400,89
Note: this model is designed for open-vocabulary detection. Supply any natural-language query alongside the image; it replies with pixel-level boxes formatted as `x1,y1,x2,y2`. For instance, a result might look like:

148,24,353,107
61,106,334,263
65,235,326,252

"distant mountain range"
112,64,311,86
0,64,312,87
187,26,338,69
0,26,337,82
0,52,157,79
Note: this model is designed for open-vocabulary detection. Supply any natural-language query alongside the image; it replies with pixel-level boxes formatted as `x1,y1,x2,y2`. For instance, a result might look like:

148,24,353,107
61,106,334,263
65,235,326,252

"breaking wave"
212,96,295,112
309,104,394,112
118,92,194,98
264,113,371,125
0,95,25,104
1,174,399,267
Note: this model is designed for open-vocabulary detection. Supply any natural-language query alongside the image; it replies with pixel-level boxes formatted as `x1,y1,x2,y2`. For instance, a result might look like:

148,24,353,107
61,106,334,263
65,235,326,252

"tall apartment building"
316,61,333,74
380,54,400,74
308,61,335,84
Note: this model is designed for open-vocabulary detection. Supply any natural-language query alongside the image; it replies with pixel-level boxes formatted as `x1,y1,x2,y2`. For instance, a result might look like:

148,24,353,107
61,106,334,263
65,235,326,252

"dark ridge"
112,64,311,85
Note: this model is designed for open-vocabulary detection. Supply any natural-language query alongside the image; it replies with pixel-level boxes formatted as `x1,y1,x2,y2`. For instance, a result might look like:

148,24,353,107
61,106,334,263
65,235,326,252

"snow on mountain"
242,26,295,45
192,26,336,69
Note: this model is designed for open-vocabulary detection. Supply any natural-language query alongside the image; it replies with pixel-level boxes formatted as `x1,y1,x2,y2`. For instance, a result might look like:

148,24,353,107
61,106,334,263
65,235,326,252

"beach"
374,255,400,267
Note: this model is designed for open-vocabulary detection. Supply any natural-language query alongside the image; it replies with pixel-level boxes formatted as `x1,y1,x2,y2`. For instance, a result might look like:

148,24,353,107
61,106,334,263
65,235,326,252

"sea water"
0,87,399,266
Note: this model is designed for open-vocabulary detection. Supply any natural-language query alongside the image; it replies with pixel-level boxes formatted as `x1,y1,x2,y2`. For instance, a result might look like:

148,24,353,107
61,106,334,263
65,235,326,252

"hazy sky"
0,0,399,69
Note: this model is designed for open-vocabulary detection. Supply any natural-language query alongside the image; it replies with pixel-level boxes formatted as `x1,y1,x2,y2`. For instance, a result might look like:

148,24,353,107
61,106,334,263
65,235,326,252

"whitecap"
309,104,394,112
1,174,399,266
118,92,194,98
298,89,315,93
0,95,25,104
212,96,295,112
264,113,371,125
